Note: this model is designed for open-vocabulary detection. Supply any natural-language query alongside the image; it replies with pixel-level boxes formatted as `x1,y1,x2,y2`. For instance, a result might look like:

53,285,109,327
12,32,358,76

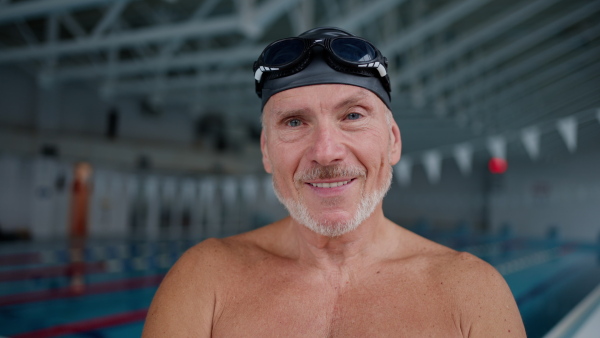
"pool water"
0,235,599,337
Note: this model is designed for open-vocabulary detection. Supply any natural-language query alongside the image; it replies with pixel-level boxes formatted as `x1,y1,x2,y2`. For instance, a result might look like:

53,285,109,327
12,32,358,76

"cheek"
352,133,392,177
358,131,389,158
268,144,301,180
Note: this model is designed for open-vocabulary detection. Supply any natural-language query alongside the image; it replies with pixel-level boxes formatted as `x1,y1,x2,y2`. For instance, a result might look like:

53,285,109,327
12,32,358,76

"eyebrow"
267,88,372,118
333,90,370,111
269,108,310,121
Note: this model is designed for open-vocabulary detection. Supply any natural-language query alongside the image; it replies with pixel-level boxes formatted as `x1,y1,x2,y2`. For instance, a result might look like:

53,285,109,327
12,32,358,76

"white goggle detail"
357,62,387,77
254,66,279,82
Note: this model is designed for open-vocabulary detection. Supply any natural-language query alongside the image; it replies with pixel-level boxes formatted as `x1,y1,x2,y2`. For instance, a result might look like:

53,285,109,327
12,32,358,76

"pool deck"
545,282,600,338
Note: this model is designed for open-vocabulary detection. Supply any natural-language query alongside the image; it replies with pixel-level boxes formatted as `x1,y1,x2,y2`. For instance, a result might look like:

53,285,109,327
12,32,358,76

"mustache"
295,164,366,182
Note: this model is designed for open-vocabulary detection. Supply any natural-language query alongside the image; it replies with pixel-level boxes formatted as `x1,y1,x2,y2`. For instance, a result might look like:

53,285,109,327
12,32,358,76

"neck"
286,205,396,270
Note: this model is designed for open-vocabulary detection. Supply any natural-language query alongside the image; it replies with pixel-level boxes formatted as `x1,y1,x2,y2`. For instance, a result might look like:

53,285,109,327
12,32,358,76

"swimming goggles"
253,36,391,98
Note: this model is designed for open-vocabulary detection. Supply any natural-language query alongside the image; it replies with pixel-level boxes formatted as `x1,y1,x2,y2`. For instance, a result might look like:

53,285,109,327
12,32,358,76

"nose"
308,122,347,166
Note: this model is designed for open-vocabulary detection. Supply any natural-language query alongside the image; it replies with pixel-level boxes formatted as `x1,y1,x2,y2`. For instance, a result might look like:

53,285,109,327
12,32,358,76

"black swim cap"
256,27,392,109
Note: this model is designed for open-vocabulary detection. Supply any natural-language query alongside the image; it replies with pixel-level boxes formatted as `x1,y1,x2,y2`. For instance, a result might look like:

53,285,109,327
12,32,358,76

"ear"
389,121,402,166
260,129,273,173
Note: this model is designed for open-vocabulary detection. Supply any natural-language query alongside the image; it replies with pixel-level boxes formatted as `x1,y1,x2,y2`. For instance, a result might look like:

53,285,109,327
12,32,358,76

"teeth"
310,180,351,188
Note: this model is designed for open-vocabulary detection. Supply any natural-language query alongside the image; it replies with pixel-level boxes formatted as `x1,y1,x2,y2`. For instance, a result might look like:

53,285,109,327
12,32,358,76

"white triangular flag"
453,143,473,176
487,136,506,159
394,156,413,186
422,150,442,184
556,117,577,153
520,126,540,161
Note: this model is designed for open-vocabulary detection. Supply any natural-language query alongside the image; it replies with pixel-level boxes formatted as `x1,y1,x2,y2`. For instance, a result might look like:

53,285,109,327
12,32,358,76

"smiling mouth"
308,179,354,188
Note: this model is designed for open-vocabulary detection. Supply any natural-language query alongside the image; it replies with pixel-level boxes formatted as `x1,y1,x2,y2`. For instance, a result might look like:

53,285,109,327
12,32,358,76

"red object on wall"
488,157,508,174
70,162,92,239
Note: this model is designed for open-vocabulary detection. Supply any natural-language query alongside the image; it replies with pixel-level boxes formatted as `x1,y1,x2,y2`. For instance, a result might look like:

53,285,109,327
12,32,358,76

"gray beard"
273,165,393,237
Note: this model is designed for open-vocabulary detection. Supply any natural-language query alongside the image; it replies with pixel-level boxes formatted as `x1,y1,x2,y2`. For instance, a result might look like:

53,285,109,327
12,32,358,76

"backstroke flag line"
521,126,541,161
453,143,473,176
556,117,578,153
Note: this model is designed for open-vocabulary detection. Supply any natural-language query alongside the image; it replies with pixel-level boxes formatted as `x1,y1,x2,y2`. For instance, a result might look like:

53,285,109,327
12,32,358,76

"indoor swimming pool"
0,233,599,337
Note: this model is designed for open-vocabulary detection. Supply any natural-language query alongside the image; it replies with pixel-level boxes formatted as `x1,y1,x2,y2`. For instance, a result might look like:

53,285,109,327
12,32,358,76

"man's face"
261,84,401,237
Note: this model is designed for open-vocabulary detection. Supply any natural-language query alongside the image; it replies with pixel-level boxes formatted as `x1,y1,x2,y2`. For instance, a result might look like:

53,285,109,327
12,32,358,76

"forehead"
263,84,382,116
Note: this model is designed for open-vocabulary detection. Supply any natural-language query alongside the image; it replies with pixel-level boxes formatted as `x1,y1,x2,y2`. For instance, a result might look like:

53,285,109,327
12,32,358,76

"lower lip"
305,179,355,196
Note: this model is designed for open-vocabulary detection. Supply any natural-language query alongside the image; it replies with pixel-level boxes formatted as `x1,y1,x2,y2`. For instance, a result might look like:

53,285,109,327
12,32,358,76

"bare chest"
212,270,462,337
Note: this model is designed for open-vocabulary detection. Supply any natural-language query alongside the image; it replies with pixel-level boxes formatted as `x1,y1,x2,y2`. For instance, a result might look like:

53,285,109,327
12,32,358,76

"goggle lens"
331,38,378,63
254,35,390,100
262,39,305,66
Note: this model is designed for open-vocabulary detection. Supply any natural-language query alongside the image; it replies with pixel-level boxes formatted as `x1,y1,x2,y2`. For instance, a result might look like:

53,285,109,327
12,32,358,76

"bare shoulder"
396,230,525,337
142,224,281,337
433,250,526,337
142,237,243,337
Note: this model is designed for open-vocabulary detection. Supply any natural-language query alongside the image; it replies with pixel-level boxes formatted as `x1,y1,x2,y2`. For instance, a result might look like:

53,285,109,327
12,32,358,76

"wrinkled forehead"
262,84,383,119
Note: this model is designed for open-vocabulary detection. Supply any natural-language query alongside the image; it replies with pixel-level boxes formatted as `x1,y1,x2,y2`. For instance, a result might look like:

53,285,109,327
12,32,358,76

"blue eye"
287,119,302,127
347,112,362,120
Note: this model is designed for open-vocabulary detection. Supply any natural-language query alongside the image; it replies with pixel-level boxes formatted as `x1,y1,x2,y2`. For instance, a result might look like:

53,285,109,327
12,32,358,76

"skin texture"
143,84,526,337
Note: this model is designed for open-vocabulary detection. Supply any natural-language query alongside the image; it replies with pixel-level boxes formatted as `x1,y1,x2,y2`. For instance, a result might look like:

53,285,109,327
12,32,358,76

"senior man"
143,27,525,337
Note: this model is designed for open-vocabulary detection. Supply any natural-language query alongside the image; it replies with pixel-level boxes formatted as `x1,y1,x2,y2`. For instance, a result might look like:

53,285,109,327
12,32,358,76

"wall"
1,66,599,241
490,148,600,241
117,98,194,145
0,154,32,231
0,153,286,239
382,144,600,242
0,66,195,144
0,66,263,173
0,67,36,128
58,83,107,137
1,149,599,241
384,156,487,231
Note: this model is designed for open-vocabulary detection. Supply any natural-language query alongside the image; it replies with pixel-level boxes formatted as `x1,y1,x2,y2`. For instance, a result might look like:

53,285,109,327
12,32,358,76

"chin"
276,192,381,238
296,205,362,237
307,213,360,238
272,165,394,237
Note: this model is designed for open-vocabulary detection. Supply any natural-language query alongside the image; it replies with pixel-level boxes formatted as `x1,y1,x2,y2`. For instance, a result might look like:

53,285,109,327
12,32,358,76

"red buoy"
488,157,507,174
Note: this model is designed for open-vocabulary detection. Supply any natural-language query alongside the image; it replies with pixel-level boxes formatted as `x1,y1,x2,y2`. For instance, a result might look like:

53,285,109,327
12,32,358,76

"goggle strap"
357,62,387,77
255,66,280,82
254,68,263,82
325,55,383,80
254,39,391,96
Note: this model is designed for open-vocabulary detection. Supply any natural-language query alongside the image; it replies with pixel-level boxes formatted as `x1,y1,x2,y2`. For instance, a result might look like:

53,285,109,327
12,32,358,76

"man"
143,27,525,337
